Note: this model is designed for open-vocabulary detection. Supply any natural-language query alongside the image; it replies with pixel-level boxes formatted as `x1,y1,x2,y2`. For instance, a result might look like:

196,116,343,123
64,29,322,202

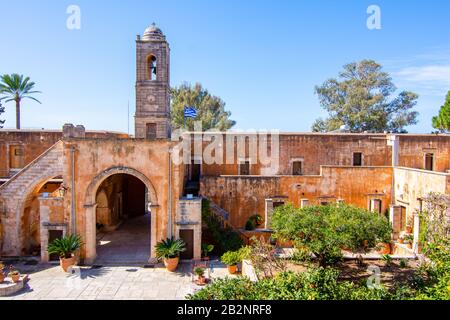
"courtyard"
0,260,231,300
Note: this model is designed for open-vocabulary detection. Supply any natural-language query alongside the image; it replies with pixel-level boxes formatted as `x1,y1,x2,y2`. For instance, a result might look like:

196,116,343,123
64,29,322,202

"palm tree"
0,74,41,129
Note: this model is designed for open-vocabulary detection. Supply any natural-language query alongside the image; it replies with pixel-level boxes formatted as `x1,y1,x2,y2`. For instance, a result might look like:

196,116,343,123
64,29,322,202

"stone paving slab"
0,260,235,300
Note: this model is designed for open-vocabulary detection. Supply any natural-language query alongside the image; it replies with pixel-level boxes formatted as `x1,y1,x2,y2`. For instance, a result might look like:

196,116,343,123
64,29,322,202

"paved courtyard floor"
0,260,232,300
96,214,151,265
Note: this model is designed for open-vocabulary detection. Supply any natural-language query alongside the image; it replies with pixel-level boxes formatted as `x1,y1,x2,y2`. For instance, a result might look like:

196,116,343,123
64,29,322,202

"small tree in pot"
194,267,206,285
221,250,241,274
48,235,83,272
155,237,186,272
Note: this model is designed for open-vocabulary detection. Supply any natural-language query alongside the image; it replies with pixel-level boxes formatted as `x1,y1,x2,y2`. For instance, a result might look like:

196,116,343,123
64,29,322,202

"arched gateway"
83,166,159,264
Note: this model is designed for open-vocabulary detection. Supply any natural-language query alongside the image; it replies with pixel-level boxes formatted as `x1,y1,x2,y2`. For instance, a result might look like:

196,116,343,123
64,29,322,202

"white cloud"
394,65,450,86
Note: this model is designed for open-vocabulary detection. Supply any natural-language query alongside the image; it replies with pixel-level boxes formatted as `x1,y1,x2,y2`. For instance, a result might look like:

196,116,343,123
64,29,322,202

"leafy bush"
202,199,244,253
155,237,186,260
412,236,450,300
187,268,391,300
221,251,242,266
245,219,256,231
48,234,83,259
271,204,392,266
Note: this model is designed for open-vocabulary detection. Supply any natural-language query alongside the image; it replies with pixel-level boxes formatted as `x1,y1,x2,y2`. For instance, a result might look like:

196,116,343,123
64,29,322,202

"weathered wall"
398,135,450,172
199,133,449,177
201,166,393,228
0,130,129,178
393,167,450,223
62,138,181,262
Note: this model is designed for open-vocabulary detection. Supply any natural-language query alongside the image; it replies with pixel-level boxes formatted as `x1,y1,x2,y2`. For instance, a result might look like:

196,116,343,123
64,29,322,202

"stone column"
84,204,97,264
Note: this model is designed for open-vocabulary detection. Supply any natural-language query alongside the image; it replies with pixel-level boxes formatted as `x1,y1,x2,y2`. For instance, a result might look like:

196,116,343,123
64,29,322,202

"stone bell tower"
135,23,171,139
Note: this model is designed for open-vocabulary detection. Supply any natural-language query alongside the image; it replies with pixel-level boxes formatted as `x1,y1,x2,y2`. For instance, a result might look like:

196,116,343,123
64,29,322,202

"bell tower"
135,23,171,139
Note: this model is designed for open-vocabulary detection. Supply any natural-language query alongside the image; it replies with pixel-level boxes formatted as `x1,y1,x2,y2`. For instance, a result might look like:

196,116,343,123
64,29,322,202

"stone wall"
201,166,393,228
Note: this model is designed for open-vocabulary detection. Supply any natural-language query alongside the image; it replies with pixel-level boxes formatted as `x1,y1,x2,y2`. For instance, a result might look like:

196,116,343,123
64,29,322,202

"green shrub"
48,234,83,259
221,251,241,266
155,237,186,260
202,199,244,253
271,204,391,266
187,267,391,300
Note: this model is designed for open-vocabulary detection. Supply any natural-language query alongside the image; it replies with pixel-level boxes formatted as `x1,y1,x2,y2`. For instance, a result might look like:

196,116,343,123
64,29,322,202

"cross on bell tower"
135,23,171,139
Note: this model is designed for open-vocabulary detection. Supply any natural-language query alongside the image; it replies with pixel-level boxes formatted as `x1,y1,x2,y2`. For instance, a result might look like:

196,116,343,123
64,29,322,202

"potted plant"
201,244,214,261
8,266,21,283
0,262,5,283
245,214,263,231
221,250,241,274
376,242,391,255
406,216,413,234
194,267,206,285
48,234,83,272
381,254,393,267
403,234,414,249
155,237,186,272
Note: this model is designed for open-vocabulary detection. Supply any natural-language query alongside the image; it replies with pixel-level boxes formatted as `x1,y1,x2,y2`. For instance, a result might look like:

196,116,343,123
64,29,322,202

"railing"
203,197,251,245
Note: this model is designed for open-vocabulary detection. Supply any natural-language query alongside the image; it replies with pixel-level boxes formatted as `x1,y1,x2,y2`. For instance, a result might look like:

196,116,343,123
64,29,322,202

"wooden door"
179,229,194,260
48,230,63,261
9,145,24,169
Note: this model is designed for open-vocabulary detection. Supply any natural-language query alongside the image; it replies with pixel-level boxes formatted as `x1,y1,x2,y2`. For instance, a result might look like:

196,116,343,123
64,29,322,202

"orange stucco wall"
201,166,393,228
61,138,183,260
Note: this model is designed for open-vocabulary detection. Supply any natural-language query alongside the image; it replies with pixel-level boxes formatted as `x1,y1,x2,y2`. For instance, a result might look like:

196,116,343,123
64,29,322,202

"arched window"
147,55,157,80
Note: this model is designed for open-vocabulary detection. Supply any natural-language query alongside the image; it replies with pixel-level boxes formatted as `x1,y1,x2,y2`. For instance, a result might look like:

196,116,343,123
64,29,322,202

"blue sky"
1,0,449,133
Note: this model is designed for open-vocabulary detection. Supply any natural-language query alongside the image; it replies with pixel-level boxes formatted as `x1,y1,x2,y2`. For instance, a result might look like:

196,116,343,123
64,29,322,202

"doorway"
94,173,150,264
179,229,194,260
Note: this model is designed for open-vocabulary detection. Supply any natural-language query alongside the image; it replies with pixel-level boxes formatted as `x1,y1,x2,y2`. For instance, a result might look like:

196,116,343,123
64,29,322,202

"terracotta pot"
60,255,76,272
398,238,404,244
164,257,179,272
407,243,413,249
227,264,238,274
11,274,21,283
406,226,413,234
0,272,5,283
377,243,391,255
202,256,210,261
417,244,423,254
198,275,206,284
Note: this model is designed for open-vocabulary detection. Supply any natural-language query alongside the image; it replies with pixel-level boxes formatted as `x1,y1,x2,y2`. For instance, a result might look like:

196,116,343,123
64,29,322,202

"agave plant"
48,235,83,259
155,237,186,260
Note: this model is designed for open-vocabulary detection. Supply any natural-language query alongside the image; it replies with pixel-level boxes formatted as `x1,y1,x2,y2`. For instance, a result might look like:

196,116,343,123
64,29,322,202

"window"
353,152,363,166
273,201,285,209
300,199,309,208
370,199,382,214
146,123,157,140
292,161,303,175
147,55,157,81
425,153,434,171
239,161,250,175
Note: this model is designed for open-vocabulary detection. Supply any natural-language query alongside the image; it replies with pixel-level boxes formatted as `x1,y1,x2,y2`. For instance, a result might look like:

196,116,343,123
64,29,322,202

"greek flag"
184,106,197,118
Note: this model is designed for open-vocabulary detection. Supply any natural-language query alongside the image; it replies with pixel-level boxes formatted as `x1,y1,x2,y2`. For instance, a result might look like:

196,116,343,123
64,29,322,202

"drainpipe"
71,146,77,235
167,147,173,239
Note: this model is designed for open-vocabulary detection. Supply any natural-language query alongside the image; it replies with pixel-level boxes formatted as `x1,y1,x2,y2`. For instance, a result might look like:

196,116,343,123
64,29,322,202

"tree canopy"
171,83,236,131
270,204,392,266
312,60,419,133
432,91,450,133
0,73,41,129
0,101,5,128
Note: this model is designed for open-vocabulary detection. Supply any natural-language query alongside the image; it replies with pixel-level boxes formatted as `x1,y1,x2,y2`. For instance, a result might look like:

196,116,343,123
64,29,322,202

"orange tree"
270,204,391,266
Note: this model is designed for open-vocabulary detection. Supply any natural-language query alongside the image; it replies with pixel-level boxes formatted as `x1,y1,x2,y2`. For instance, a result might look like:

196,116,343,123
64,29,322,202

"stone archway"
83,166,159,264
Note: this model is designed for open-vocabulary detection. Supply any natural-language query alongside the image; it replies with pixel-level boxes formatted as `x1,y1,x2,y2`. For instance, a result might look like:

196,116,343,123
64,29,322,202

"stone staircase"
0,141,64,255
203,197,250,245
0,141,64,196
